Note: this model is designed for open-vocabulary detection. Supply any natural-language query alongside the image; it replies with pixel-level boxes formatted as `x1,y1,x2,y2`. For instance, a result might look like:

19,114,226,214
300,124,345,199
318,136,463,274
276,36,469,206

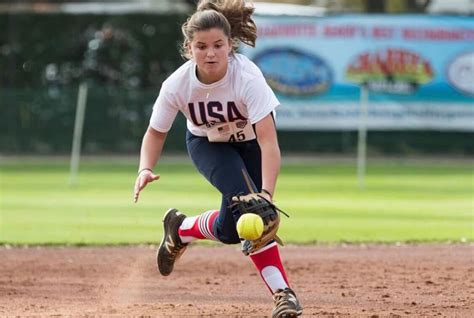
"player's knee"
217,235,240,244
214,227,240,245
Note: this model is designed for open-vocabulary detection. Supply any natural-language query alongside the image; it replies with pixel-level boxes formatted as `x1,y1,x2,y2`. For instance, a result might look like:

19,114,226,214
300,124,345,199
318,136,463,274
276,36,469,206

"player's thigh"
238,139,262,191
186,133,257,195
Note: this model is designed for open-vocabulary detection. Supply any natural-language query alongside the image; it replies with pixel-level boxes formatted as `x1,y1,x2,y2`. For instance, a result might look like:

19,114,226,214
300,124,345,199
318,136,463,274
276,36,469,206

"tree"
365,0,386,13
405,0,431,13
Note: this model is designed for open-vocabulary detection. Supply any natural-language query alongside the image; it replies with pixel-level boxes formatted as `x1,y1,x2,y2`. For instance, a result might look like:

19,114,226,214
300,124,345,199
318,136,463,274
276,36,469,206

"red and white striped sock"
178,210,219,243
249,242,290,294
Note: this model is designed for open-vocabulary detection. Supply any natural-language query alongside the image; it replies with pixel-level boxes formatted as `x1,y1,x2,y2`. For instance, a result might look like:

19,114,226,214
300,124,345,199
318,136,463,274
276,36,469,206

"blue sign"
241,14,474,131
253,48,333,95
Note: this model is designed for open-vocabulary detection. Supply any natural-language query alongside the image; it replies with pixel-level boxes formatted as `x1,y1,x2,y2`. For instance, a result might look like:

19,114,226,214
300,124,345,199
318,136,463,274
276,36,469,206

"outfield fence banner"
241,14,474,131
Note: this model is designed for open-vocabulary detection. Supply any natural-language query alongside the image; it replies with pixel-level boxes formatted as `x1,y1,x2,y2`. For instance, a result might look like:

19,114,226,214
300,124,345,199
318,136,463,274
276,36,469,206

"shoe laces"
273,289,291,306
170,241,186,260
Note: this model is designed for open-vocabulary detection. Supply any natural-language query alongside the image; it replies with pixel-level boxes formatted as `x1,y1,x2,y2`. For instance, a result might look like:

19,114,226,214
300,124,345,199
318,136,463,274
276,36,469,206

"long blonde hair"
181,0,257,59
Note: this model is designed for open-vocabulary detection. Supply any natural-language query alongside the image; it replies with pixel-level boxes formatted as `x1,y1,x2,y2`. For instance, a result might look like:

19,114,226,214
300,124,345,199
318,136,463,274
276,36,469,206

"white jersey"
149,53,279,142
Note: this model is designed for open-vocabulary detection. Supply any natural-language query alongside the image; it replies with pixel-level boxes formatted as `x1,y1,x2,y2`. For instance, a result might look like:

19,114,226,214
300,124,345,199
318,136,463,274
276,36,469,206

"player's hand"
134,169,160,203
259,191,272,202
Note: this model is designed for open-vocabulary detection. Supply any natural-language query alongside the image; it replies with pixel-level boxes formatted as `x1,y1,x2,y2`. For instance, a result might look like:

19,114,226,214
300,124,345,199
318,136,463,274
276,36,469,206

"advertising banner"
241,15,474,131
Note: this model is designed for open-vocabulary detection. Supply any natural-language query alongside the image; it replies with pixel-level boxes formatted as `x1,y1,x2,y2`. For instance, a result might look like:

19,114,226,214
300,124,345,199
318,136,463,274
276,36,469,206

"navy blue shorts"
186,130,262,244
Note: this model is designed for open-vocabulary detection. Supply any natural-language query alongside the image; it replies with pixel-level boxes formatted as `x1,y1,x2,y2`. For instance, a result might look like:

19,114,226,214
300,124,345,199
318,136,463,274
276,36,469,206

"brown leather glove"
231,193,288,255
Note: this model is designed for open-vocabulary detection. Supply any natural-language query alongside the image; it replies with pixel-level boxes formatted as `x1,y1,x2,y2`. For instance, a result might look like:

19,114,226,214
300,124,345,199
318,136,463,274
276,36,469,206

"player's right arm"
134,127,168,203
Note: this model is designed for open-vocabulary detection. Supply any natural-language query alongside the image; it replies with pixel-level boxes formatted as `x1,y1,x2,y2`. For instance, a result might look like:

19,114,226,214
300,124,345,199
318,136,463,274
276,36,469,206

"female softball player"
133,1,302,316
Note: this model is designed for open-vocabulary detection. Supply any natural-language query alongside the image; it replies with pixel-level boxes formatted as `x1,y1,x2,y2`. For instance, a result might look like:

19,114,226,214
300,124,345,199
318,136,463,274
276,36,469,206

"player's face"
189,28,232,84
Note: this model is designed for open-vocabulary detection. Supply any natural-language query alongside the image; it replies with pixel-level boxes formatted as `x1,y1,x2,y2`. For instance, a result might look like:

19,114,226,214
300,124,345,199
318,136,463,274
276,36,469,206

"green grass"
0,158,472,245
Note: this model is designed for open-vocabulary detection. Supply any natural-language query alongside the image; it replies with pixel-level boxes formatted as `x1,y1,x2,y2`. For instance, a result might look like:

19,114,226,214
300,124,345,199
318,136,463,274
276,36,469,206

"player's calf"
178,209,219,243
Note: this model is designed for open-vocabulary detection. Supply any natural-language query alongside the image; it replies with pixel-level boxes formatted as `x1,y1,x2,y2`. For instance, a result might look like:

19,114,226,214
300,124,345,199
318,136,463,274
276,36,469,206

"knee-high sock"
178,210,219,243
249,242,290,294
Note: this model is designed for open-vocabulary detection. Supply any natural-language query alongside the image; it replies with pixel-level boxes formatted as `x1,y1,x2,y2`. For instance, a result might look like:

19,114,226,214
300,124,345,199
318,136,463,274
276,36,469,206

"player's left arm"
255,113,281,200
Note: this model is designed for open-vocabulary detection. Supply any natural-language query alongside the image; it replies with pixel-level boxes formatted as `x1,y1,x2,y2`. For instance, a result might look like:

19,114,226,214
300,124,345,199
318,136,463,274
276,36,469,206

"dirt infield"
0,244,472,317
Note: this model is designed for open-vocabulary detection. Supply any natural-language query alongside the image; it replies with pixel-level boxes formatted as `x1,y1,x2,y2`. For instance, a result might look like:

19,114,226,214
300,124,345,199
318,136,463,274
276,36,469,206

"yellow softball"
236,213,264,240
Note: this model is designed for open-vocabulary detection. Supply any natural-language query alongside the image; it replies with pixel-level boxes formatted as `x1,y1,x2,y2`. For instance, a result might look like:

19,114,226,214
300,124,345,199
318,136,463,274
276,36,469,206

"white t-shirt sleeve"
244,75,280,124
149,85,179,133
